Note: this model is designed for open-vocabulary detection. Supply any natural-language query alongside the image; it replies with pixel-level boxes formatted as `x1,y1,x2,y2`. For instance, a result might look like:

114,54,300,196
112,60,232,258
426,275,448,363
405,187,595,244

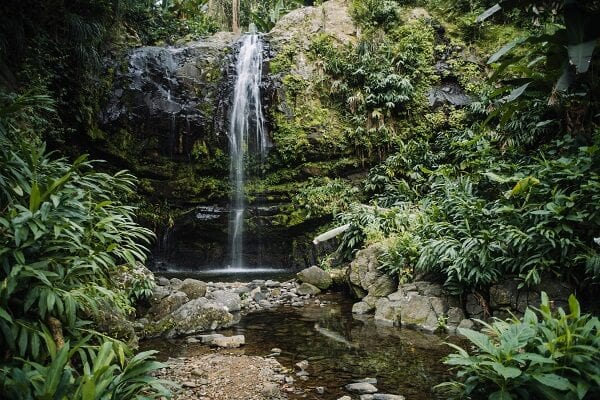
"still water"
145,292,458,400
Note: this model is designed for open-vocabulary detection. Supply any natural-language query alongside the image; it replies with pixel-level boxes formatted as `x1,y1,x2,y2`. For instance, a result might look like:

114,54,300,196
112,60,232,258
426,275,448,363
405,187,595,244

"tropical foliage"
309,0,600,297
437,293,600,399
0,91,169,398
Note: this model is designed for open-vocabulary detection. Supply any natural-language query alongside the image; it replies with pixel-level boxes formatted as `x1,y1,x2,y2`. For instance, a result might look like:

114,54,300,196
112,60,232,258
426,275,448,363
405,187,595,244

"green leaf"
556,66,576,91
0,306,12,322
567,40,597,74
491,363,522,379
476,4,502,23
505,176,540,199
29,182,41,212
457,328,496,353
483,172,511,183
490,390,514,400
504,82,531,103
568,294,580,318
488,37,526,64
532,373,571,391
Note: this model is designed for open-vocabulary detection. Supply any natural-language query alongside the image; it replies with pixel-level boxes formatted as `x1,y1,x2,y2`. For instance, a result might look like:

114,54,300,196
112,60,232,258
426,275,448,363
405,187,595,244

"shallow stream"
145,290,458,400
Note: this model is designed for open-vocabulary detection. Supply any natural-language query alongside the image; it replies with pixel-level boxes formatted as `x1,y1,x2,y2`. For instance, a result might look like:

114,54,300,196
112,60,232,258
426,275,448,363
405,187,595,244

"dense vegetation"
1,0,599,398
296,0,600,300
0,1,182,398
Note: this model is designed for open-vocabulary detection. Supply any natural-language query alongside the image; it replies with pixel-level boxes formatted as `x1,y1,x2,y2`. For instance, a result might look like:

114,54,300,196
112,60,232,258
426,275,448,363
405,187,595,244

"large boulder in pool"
348,244,397,298
209,290,242,312
297,266,332,290
158,297,235,338
179,278,208,300
148,291,189,320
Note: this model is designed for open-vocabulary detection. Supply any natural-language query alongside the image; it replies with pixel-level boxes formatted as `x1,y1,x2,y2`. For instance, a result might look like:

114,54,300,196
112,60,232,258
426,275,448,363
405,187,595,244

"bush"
437,293,600,400
0,92,169,398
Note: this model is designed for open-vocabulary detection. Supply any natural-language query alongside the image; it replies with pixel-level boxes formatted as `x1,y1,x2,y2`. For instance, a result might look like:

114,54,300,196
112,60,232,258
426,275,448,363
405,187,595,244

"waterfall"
228,34,269,269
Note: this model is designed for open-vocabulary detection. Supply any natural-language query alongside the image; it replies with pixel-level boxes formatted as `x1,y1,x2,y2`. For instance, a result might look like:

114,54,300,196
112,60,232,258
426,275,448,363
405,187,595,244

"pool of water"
156,269,296,283
143,292,459,399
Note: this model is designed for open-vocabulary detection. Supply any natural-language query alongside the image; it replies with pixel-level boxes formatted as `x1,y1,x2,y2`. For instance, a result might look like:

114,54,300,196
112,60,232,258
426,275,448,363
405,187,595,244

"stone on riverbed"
209,290,242,312
179,278,207,299
297,282,322,296
160,297,234,338
373,394,405,400
352,301,374,314
196,333,225,344
149,291,189,320
212,334,245,348
297,266,332,289
345,382,378,394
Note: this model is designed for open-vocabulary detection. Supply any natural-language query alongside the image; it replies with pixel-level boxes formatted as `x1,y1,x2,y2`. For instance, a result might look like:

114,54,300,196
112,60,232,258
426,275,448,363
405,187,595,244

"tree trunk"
232,0,240,33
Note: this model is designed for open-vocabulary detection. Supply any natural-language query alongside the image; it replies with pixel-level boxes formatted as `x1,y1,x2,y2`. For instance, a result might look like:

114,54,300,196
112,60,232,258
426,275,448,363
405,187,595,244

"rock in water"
297,282,322,296
209,290,242,312
345,382,378,394
296,266,332,289
212,335,245,348
160,297,234,337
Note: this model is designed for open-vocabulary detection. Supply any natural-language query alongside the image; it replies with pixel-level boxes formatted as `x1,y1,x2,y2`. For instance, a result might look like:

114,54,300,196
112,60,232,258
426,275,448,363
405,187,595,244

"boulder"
368,274,397,297
148,291,189,320
179,278,207,300
297,266,332,290
374,298,401,326
400,294,445,332
209,290,241,312
446,307,465,327
352,301,374,315
372,291,448,332
160,297,234,337
329,267,349,287
196,333,225,344
297,282,322,296
348,244,398,299
149,284,171,306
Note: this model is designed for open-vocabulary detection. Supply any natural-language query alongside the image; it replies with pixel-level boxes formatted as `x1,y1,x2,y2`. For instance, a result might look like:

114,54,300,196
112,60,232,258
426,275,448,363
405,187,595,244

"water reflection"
144,293,457,400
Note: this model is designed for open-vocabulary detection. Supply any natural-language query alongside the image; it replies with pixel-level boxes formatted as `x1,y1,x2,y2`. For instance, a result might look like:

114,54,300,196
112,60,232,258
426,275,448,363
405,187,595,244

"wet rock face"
102,33,238,162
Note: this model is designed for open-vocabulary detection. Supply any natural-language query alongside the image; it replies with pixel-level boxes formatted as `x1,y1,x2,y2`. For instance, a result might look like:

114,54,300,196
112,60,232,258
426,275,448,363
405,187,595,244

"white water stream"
228,34,269,269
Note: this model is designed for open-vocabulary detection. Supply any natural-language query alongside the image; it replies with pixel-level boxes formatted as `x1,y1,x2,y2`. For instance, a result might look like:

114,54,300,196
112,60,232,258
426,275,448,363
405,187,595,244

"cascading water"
227,34,269,270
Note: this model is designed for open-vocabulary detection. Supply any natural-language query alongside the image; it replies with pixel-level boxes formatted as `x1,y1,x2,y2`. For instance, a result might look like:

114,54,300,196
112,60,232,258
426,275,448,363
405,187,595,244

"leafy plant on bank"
0,92,169,398
436,292,600,400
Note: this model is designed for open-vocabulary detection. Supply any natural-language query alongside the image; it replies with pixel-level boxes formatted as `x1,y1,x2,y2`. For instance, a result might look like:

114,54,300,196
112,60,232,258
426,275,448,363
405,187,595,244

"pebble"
265,279,281,287
182,381,197,388
285,376,294,384
337,397,351,400
270,347,282,354
373,394,406,400
295,360,309,371
261,382,280,397
316,386,325,394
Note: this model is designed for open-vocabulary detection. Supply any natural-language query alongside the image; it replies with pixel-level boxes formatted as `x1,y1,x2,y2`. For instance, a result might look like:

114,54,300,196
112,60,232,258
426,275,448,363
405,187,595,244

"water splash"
228,34,269,269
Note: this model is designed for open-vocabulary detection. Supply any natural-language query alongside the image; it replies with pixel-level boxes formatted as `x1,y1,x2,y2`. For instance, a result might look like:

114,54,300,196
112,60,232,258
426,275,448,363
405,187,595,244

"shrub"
0,92,169,398
437,293,600,400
